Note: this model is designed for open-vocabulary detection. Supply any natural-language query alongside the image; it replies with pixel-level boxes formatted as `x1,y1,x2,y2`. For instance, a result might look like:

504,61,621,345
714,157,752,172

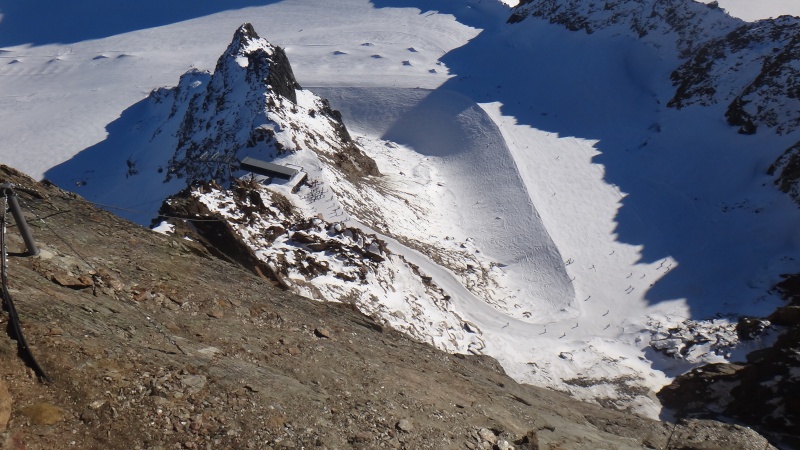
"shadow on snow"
0,0,281,47
44,96,183,226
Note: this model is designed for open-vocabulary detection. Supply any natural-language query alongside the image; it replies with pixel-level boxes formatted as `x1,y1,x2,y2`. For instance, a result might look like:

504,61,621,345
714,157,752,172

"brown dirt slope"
0,165,775,449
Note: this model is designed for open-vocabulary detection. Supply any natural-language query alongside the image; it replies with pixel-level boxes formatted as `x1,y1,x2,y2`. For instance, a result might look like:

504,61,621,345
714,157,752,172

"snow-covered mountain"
157,23,379,184
510,0,800,200
3,0,800,427
509,0,739,56
45,22,569,351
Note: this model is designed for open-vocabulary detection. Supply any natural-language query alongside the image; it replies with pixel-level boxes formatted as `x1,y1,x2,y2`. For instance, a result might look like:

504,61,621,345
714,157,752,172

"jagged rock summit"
159,22,378,184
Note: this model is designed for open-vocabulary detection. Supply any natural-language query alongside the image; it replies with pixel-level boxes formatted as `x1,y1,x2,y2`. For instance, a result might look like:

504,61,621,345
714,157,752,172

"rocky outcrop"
510,1,800,137
670,17,800,135
658,272,800,448
156,179,484,355
768,141,800,204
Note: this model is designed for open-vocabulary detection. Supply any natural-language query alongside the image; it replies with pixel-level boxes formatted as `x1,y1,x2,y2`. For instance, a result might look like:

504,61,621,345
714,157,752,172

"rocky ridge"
658,274,800,448
156,179,485,355
669,15,800,136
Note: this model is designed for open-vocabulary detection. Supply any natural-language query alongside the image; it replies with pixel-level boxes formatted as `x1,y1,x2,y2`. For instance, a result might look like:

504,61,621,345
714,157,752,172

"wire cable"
1,190,50,382
17,194,187,356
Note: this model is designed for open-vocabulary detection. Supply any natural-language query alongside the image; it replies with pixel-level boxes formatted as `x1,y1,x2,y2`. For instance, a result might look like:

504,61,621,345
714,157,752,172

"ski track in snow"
2,0,800,418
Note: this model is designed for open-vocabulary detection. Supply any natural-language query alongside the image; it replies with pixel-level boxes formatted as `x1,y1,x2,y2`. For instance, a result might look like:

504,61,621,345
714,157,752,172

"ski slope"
2,0,800,417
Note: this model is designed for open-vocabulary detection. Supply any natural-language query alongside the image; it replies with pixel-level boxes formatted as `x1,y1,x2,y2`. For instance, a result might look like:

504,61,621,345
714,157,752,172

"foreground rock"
0,164,776,448
659,273,800,449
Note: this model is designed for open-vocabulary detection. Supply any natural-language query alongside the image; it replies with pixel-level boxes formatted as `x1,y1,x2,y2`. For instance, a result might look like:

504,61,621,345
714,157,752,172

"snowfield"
2,0,799,418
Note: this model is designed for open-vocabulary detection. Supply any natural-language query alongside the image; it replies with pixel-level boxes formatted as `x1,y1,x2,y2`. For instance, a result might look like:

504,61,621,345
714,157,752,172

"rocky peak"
151,23,377,184
214,23,300,104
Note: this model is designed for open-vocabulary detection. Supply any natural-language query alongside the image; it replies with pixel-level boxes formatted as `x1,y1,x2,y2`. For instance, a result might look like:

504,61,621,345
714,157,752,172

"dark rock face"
156,181,280,282
768,141,800,204
219,23,301,104
659,273,800,448
215,23,300,103
509,0,738,56
736,316,770,341
670,17,800,136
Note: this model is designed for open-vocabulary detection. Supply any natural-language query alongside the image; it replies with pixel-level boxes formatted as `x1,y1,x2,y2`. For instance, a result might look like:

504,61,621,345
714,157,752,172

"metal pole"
1,184,39,257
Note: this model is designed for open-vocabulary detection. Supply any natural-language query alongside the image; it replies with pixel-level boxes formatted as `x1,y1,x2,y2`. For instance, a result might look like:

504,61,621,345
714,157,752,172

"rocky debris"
396,418,413,432
19,403,65,425
0,164,780,448
736,316,771,340
478,427,498,445
0,380,10,432
49,272,94,289
647,317,742,360
313,327,332,339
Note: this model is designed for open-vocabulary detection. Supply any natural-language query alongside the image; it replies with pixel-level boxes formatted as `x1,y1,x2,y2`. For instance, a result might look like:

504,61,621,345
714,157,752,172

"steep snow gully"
3,0,800,419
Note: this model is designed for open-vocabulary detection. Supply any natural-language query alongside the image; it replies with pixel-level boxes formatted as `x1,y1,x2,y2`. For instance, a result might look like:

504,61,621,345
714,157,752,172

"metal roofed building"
240,157,298,180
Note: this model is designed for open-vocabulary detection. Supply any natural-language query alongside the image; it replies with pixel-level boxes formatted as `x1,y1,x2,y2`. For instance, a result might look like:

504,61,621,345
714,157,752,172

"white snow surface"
2,0,800,418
